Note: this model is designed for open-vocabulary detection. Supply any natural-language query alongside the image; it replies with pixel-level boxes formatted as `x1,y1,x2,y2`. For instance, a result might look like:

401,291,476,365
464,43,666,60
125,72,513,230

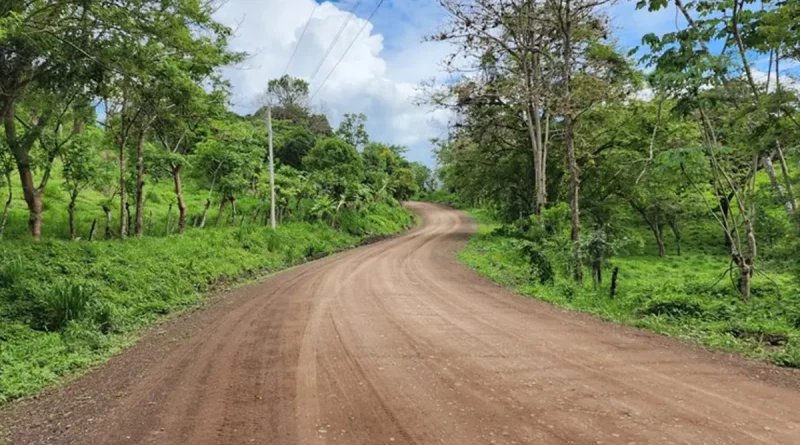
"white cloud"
214,0,452,166
751,69,800,93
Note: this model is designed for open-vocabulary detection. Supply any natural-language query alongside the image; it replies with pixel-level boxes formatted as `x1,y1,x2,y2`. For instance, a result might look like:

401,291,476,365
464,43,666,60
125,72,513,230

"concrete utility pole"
268,106,276,229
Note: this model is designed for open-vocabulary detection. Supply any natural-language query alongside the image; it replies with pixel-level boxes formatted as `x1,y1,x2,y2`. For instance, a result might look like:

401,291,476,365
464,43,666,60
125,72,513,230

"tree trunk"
524,105,541,216
610,267,619,298
119,136,128,239
591,258,601,289
68,190,78,240
668,216,681,256
653,223,665,257
125,203,132,237
562,0,581,284
172,164,188,234
740,216,757,301
200,199,211,228
567,127,581,283
525,99,546,215
776,142,796,215
738,264,752,302
215,197,228,226
0,175,11,239
763,151,792,215
103,204,113,239
18,166,43,240
735,254,753,302
229,196,237,224
4,100,47,240
532,54,547,216
630,201,665,257
134,128,146,236
165,203,173,236
88,218,97,241
720,195,732,247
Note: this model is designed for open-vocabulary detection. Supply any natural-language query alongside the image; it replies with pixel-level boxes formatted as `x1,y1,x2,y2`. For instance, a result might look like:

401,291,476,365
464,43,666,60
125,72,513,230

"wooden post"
610,267,620,298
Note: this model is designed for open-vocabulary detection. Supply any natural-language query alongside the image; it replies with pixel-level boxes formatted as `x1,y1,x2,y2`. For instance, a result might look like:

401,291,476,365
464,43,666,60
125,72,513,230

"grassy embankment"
418,192,800,368
0,170,413,404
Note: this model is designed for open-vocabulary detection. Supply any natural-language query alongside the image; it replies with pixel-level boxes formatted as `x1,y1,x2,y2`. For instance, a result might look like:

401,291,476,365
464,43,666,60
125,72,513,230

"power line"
307,0,364,82
281,2,319,77
309,0,386,103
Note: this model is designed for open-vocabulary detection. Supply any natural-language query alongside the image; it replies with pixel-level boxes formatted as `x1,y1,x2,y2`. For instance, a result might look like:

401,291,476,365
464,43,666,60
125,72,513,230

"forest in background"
422,0,800,366
0,1,431,403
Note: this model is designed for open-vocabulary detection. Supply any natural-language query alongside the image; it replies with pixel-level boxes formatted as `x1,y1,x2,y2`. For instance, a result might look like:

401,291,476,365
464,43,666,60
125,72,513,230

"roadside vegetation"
0,1,430,403
456,206,800,367
422,0,800,367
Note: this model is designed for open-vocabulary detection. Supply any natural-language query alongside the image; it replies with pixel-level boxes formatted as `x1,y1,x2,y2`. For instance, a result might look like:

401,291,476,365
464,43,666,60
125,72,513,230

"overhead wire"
307,0,365,82
281,2,319,77
309,0,386,103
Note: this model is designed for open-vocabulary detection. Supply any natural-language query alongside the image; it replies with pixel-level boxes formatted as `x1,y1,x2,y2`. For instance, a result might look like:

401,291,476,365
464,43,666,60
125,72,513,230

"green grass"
1,164,271,241
458,210,800,368
0,163,414,403
413,190,460,208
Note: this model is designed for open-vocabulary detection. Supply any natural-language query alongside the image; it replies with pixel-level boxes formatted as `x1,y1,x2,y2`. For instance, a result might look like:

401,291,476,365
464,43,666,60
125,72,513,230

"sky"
209,0,767,167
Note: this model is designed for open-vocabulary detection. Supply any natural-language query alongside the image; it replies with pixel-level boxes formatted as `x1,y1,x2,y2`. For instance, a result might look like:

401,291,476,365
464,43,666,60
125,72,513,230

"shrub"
520,243,554,285
772,339,800,367
90,301,121,334
37,283,94,331
635,295,707,318
0,255,25,291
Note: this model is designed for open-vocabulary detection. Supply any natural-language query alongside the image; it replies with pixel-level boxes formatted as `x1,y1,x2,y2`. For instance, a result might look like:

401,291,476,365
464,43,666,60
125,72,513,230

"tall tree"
336,113,370,150
432,0,557,216
0,0,108,239
268,75,310,109
638,0,799,299
61,127,109,240
193,116,265,225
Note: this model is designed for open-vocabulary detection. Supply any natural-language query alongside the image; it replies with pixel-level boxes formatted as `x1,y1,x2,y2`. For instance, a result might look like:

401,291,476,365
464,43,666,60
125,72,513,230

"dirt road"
3,202,800,444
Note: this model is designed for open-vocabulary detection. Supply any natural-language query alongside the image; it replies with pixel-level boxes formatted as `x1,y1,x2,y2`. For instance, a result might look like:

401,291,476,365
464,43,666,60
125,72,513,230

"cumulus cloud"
213,0,452,165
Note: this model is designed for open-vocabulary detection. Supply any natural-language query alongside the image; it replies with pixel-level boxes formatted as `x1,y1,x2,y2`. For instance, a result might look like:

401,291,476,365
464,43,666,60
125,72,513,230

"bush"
772,339,800,367
520,243,554,285
636,294,707,319
0,255,25,291
416,190,460,207
37,283,94,331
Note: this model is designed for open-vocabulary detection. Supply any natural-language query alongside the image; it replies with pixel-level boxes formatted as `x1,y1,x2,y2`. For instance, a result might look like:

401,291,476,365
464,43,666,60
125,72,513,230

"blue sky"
213,0,792,167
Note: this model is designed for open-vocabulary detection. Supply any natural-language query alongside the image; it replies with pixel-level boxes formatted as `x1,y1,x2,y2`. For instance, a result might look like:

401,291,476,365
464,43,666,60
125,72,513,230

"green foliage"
520,243,554,285
61,128,113,199
268,75,309,109
459,211,800,369
38,283,94,332
416,190,460,207
389,167,417,201
276,126,315,170
409,162,433,192
336,113,369,149
636,295,706,318
304,137,364,196
194,117,265,199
